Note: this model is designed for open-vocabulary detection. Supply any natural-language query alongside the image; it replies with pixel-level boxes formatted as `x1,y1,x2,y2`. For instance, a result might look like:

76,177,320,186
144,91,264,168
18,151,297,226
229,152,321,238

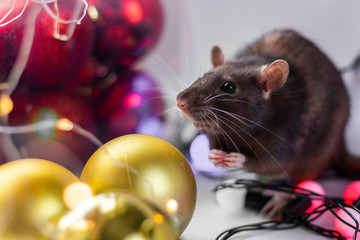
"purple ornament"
94,70,165,142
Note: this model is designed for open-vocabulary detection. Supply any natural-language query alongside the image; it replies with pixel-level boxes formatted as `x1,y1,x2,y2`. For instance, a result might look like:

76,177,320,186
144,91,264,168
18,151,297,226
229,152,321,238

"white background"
142,1,360,239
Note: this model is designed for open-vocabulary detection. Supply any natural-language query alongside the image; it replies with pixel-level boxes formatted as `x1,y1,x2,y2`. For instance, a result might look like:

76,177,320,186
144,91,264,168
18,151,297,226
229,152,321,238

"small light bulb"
153,213,164,224
87,4,99,21
166,199,178,213
0,93,14,116
63,182,93,210
56,118,74,131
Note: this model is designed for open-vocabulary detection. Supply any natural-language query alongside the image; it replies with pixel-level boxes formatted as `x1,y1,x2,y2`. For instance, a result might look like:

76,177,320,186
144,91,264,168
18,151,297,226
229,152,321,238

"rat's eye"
221,81,236,94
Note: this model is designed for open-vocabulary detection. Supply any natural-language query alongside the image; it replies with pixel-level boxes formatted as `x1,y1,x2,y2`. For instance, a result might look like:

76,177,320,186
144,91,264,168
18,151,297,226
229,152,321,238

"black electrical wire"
214,179,360,240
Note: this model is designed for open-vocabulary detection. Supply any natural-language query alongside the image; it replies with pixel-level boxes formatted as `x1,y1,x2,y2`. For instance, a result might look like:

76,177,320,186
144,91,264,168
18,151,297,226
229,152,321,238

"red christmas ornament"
88,0,164,67
0,0,29,27
65,56,111,96
9,88,98,163
1,2,95,87
0,36,5,82
94,70,165,142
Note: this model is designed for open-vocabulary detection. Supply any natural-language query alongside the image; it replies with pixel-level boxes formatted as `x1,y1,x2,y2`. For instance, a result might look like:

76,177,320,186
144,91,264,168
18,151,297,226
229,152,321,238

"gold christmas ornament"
57,192,177,239
80,134,197,235
0,158,83,239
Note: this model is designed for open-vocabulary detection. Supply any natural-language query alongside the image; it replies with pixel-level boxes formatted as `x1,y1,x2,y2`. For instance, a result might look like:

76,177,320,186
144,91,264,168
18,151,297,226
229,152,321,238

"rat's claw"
223,152,245,169
209,149,227,166
260,190,295,220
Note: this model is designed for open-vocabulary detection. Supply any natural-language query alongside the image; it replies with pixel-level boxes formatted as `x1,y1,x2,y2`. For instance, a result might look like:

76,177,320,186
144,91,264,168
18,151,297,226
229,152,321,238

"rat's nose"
176,98,187,110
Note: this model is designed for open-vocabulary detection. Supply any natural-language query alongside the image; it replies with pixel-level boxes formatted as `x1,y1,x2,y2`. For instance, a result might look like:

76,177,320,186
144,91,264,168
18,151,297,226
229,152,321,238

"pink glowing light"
124,92,142,109
296,180,325,213
344,181,360,205
123,0,143,24
334,207,360,240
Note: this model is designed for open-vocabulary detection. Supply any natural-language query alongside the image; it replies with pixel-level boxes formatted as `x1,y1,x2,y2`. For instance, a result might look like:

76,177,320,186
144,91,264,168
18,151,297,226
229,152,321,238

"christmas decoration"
9,89,98,163
94,70,165,142
80,134,197,235
57,191,177,239
296,180,325,213
344,181,360,204
88,0,164,67
334,207,360,240
0,36,5,80
0,158,82,239
214,179,360,240
1,4,95,87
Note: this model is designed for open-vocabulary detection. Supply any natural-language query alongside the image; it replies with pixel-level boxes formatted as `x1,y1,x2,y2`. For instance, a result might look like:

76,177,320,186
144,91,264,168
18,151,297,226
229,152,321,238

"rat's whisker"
208,107,251,127
204,93,228,103
218,115,290,178
201,110,225,150
158,106,179,118
148,54,187,90
203,93,212,102
212,113,262,162
205,114,241,154
209,107,293,148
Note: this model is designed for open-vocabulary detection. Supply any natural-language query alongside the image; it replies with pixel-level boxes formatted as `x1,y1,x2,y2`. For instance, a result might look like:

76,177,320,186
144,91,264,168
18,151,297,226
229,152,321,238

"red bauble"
0,0,29,27
94,70,165,142
9,88,98,164
65,56,112,97
0,35,5,82
1,3,95,87
89,0,164,66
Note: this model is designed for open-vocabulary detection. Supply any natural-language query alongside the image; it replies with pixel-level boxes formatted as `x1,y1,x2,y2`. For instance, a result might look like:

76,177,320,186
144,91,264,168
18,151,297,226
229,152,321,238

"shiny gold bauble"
0,158,80,240
80,134,196,235
57,192,177,239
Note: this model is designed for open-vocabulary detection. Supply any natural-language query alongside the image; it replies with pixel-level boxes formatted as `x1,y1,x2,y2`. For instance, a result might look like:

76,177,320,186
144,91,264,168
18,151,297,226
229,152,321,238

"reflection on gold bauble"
0,159,80,239
80,134,196,235
57,192,177,239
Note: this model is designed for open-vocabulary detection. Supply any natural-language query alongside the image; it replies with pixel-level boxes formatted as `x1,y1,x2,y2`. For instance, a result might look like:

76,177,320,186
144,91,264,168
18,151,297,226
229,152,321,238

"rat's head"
176,46,289,134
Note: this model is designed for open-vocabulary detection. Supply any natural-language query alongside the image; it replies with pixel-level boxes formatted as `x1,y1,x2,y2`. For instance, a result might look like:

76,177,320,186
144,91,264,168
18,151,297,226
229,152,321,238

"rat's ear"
211,46,225,68
258,59,289,99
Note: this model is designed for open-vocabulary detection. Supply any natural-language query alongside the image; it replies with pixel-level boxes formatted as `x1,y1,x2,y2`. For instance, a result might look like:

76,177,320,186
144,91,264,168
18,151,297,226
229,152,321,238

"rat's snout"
176,98,187,110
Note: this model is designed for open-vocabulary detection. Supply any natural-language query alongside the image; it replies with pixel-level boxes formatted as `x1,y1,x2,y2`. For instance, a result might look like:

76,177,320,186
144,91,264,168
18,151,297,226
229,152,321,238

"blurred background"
0,0,360,239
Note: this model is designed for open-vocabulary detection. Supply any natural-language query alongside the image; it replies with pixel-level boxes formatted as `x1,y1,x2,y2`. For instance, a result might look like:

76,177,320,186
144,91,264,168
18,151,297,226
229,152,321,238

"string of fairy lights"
214,179,360,240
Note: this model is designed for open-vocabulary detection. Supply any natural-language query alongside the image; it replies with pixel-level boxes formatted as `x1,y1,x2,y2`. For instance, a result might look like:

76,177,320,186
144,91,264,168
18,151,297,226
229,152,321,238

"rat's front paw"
209,149,227,166
209,150,245,169
223,152,245,169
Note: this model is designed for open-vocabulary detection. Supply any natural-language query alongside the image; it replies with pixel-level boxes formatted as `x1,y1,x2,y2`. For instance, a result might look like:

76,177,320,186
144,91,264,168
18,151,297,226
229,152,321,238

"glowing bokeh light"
166,199,178,213
344,181,360,205
153,213,164,224
87,4,99,20
56,118,74,131
63,182,94,210
0,93,14,116
123,0,143,24
334,207,360,240
296,180,325,213
125,92,142,108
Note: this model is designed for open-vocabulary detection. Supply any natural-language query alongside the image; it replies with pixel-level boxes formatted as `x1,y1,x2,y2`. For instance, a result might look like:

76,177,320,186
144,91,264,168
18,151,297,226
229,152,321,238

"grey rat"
176,29,360,184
